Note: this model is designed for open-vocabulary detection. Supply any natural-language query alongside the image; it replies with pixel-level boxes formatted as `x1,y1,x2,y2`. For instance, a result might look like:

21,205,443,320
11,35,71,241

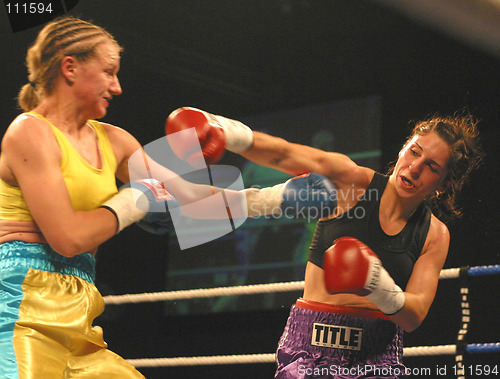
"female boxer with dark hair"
166,107,483,378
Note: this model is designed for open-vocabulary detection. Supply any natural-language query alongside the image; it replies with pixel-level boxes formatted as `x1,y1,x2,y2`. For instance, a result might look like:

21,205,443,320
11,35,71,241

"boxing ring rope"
103,265,500,372
103,265,500,304
124,344,500,368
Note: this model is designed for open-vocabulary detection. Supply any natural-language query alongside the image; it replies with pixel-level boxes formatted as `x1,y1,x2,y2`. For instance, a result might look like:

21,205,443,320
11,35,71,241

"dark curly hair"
390,113,484,222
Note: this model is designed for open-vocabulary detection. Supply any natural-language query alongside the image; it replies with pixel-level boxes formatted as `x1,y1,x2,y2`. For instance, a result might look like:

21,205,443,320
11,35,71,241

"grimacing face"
392,131,451,201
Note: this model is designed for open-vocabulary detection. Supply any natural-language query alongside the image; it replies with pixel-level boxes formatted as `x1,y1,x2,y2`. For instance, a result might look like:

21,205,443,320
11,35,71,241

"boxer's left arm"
389,218,450,332
324,237,406,316
243,173,337,219
324,227,449,332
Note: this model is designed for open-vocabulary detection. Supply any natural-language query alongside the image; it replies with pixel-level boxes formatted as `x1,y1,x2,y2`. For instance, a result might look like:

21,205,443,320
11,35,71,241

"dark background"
1,1,499,378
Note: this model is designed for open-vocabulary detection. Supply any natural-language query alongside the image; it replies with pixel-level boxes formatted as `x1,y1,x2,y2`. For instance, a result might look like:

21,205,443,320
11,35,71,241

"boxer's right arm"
243,131,358,180
2,116,118,257
165,107,366,186
165,107,252,168
101,179,180,235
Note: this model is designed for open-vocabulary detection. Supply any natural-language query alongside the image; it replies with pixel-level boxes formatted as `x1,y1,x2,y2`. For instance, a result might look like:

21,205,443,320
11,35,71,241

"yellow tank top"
0,112,118,221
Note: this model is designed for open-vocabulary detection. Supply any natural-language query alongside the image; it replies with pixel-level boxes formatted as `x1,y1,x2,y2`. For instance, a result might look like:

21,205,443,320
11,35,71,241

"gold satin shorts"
0,241,145,378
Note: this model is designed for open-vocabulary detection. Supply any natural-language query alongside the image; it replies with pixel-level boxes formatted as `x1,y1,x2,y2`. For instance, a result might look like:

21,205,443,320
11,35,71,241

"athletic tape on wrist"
244,184,284,217
212,115,254,154
101,187,148,233
365,257,405,315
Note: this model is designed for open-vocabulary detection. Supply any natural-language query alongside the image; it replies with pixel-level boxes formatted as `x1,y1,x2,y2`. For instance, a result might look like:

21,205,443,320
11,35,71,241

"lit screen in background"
165,95,382,315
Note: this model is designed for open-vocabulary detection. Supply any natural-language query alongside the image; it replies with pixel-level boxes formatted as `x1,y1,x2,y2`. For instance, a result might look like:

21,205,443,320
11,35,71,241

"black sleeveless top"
308,172,432,290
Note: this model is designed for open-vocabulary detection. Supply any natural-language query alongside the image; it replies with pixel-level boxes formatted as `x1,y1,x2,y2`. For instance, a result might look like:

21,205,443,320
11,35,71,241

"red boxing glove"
165,107,226,168
323,237,405,315
323,237,376,296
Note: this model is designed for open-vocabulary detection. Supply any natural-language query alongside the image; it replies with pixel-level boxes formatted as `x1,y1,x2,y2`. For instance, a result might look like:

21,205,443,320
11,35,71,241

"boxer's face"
68,40,122,119
393,131,450,200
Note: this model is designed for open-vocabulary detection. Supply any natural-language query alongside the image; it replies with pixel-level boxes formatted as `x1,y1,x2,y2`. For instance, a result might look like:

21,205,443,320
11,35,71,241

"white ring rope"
126,344,500,367
127,354,276,368
404,345,456,357
106,264,498,369
438,267,461,280
103,281,304,305
126,347,453,367
103,267,476,305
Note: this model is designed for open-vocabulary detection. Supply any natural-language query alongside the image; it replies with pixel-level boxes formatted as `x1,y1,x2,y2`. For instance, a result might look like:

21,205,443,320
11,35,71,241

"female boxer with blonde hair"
0,17,339,378
0,16,152,378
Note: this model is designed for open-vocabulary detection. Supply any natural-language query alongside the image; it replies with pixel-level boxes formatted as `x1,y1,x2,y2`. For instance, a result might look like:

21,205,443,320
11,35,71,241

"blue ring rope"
466,343,500,354
467,264,500,277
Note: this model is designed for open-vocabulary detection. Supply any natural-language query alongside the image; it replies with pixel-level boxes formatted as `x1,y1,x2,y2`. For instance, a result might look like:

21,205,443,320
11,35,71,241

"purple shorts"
275,299,406,378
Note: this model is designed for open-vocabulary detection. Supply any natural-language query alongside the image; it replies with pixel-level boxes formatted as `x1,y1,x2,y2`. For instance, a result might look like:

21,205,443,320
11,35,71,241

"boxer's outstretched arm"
165,107,368,188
